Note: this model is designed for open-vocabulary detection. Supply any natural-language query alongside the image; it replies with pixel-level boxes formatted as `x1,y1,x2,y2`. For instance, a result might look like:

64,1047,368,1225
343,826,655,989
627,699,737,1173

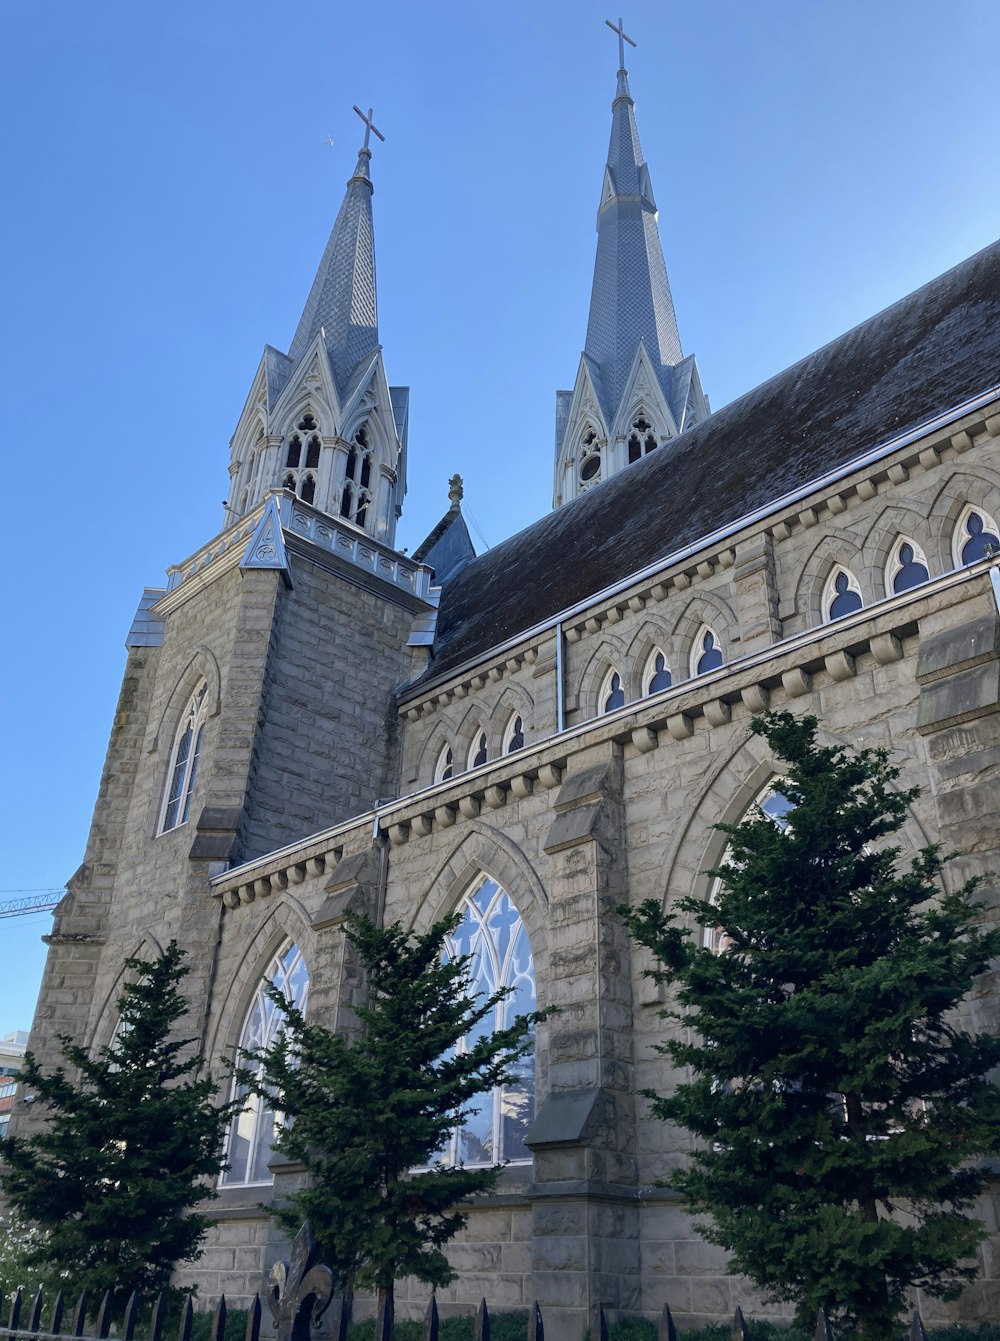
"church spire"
585,18,683,415
287,106,385,392
552,20,709,509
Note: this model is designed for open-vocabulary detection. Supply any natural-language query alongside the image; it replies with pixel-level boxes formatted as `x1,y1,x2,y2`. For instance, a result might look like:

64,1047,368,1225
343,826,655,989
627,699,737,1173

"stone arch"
89,933,166,1052
625,615,676,701
147,646,222,757
926,469,1000,573
204,907,315,1069
276,394,331,443
417,724,458,788
451,700,491,772
485,680,535,744
671,591,738,675
791,534,867,628
576,631,629,720
859,501,935,599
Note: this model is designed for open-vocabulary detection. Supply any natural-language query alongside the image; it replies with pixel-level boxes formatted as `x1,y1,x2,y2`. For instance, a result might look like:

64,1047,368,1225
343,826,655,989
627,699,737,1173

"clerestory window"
644,648,672,695
159,682,209,833
954,507,1000,567
221,942,309,1187
503,713,525,754
888,538,929,594
434,745,454,783
468,730,488,770
824,567,863,621
601,668,626,714
692,627,723,676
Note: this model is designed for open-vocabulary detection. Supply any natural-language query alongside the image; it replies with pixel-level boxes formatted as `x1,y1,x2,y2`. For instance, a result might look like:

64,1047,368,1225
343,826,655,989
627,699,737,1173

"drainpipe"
555,620,566,734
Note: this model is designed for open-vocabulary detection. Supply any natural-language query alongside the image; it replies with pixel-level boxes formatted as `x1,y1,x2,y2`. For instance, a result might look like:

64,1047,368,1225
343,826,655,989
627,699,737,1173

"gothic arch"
576,631,629,720
453,701,492,771
670,592,738,674
89,933,167,1053
147,647,222,756
204,908,315,1069
791,534,867,628
275,394,332,444
485,680,535,742
624,616,676,701
417,724,459,788
859,502,935,599
926,469,1000,573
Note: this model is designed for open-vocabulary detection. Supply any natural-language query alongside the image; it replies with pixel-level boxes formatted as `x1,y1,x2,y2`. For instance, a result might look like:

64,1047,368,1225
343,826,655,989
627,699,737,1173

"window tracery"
502,713,525,754
221,942,309,1187
434,745,454,783
341,424,374,528
159,682,209,833
954,507,1000,567
440,876,536,1165
887,538,929,594
601,668,626,714
468,731,488,770
692,627,723,676
627,415,658,465
824,567,863,621
644,648,672,695
578,427,602,486
282,414,323,503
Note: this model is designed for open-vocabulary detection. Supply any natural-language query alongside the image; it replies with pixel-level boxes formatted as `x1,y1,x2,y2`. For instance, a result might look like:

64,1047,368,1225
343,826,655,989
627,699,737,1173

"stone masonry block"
917,661,1000,734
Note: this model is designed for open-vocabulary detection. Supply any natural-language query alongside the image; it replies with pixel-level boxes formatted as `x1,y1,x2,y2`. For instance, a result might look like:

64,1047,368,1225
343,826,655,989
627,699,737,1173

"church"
19,18,1000,1338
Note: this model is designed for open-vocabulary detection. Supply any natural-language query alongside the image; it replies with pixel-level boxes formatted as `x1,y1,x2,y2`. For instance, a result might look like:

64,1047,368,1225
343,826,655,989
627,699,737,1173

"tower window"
285,436,301,469
579,427,601,485
297,413,317,432
159,682,209,834
628,415,658,464
305,436,321,470
299,474,316,505
341,427,375,529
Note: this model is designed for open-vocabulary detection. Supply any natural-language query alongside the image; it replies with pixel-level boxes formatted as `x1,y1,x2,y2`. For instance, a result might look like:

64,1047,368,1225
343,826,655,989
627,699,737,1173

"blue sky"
2,0,999,1033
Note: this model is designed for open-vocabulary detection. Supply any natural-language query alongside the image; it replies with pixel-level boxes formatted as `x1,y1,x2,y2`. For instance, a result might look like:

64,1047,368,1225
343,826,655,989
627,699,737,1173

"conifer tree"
237,910,545,1323
621,712,1000,1341
0,942,236,1304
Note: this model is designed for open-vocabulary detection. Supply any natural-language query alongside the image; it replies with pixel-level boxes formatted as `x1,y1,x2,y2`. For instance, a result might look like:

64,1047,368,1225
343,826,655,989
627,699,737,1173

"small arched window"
644,648,672,695
285,436,301,469
341,426,375,528
954,508,1000,567
692,627,723,677
601,669,626,714
299,474,316,505
434,745,454,783
468,731,488,770
627,415,658,464
221,942,309,1186
440,875,536,1165
887,538,929,594
578,427,602,486
824,568,863,621
159,682,209,833
503,713,525,754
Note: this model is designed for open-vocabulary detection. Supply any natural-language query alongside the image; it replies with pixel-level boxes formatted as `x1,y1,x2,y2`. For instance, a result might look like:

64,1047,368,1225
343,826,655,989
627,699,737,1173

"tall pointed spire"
287,106,385,392
552,21,709,509
585,20,683,416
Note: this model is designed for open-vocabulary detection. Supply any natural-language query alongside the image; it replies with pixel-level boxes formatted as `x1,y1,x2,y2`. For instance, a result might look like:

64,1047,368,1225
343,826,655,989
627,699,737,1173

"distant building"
0,1031,27,1138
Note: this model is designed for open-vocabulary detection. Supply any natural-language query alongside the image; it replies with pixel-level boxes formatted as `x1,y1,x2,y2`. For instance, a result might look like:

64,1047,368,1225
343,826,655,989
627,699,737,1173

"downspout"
555,620,566,734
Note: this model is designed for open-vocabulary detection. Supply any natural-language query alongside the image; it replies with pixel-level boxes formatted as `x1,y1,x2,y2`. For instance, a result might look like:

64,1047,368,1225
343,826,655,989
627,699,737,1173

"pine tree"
0,942,236,1304
620,711,1000,1341
237,910,546,1322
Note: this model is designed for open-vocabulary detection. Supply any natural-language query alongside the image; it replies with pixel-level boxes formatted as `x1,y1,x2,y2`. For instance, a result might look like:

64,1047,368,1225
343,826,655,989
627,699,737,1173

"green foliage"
0,942,237,1305
346,1309,529,1341
238,911,547,1307
0,1208,67,1296
620,712,1000,1341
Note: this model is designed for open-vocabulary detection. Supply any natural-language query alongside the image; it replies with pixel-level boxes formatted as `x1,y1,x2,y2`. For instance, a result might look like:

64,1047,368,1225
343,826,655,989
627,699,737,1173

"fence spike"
375,1291,393,1341
475,1297,491,1341
149,1294,166,1341
244,1295,262,1341
122,1292,139,1341
424,1294,439,1341
176,1295,193,1341
71,1290,89,1338
815,1309,833,1341
731,1306,750,1341
29,1286,45,1334
658,1304,677,1341
528,1301,544,1341
209,1295,227,1341
910,1312,928,1341
95,1291,113,1340
50,1290,66,1336
9,1288,23,1333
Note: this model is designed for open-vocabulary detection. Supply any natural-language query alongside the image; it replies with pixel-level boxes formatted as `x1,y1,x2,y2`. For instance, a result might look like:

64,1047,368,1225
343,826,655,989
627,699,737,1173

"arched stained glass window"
825,569,863,621
442,876,536,1165
602,670,625,713
888,538,929,594
435,745,454,783
222,942,309,1187
159,682,209,833
469,731,488,769
644,649,672,695
503,713,525,754
693,628,723,676
956,509,1000,566
705,784,793,955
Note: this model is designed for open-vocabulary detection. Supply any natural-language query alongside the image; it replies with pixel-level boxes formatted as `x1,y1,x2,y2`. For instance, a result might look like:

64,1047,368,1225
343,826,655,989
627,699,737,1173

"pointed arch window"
578,427,602,486
627,415,658,464
692,627,723,677
502,713,525,754
601,668,626,714
159,682,209,833
282,414,323,503
644,648,672,696
824,568,863,621
341,425,375,528
954,507,1000,567
887,538,929,595
705,784,793,955
221,942,309,1187
468,731,488,770
434,745,454,784
441,875,536,1165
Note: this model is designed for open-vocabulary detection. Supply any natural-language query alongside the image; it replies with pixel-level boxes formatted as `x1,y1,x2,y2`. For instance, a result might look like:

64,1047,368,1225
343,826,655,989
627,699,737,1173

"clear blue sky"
2,0,999,1033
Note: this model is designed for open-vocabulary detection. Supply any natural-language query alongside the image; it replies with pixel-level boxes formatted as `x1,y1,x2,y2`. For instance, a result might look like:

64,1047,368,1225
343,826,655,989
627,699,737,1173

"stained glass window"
889,539,929,594
694,629,723,675
644,649,672,695
825,569,863,621
221,942,309,1187
435,745,454,783
441,876,536,1166
958,510,1000,565
602,670,625,713
159,682,208,833
469,731,488,769
503,714,525,754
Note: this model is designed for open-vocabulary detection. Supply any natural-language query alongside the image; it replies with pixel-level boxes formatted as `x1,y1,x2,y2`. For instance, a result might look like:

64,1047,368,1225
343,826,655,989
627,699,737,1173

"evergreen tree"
0,942,236,1304
620,712,1000,1341
237,910,546,1321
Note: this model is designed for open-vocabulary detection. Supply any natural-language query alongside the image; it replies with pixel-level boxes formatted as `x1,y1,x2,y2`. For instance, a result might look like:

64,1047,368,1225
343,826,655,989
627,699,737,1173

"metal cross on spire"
605,16,636,70
352,104,385,151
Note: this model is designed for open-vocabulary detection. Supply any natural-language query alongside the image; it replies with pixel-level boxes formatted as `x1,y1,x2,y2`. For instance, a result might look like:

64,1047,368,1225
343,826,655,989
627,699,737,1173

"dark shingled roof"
426,239,1000,682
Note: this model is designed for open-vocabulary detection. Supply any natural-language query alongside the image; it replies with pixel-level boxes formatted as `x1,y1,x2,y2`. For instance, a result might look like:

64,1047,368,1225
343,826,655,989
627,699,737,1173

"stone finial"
448,474,464,508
